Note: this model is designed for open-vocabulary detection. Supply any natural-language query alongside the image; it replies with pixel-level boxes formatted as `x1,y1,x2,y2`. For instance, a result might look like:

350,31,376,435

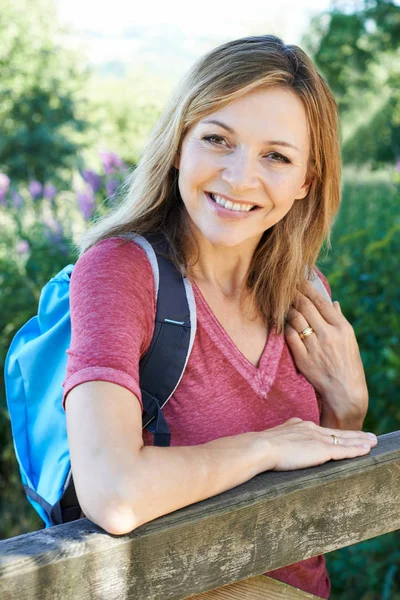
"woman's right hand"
263,418,377,471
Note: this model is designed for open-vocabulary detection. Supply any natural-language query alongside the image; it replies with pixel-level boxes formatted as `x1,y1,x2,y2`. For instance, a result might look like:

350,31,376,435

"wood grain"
188,575,323,599
0,431,399,600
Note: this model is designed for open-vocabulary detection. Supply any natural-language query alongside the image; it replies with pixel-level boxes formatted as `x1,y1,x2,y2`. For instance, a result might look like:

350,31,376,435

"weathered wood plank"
0,431,399,600
188,574,323,599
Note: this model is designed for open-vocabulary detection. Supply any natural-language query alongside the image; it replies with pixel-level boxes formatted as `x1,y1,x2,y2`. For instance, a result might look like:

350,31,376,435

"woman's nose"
220,151,260,192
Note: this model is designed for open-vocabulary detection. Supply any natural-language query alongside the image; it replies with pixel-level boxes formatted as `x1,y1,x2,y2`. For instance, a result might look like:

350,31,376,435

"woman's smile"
205,191,263,220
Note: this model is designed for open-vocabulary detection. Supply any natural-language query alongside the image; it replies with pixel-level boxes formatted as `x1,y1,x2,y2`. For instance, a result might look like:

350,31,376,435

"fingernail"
366,433,377,441
363,444,371,448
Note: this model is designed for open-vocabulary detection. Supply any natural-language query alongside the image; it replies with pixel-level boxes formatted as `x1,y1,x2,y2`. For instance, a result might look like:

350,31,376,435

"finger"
319,426,377,446
329,443,372,461
293,291,331,335
292,420,377,446
319,433,374,448
301,280,342,326
286,307,320,349
333,300,342,314
284,323,308,359
286,306,309,333
330,435,376,448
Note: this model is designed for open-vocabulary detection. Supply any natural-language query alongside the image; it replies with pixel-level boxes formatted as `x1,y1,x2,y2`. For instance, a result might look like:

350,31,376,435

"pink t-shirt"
62,237,331,599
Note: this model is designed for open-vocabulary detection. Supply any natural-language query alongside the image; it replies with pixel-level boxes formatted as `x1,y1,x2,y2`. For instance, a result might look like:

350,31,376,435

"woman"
63,35,376,598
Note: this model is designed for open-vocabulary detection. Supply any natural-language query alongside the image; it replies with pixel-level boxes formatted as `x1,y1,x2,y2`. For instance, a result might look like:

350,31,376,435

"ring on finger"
299,326,314,340
331,434,339,446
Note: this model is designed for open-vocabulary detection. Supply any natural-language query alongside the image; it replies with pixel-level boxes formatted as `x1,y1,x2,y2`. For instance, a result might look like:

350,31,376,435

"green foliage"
327,532,400,600
342,95,397,167
312,11,372,103
306,0,400,108
81,71,171,167
319,168,400,598
319,168,400,435
304,0,400,167
0,0,89,185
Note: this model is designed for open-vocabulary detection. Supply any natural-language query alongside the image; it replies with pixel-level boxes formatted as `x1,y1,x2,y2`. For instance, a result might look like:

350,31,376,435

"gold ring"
299,326,314,340
331,434,339,446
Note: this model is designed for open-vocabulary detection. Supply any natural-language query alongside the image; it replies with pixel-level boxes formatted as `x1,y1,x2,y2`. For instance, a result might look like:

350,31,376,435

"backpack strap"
129,234,196,447
50,472,81,524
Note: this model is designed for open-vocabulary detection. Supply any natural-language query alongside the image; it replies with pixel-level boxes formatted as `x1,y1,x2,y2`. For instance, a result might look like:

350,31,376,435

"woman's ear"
295,169,314,201
173,152,180,171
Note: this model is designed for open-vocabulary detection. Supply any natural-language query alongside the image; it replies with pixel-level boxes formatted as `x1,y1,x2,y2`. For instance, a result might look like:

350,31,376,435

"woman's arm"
66,380,376,536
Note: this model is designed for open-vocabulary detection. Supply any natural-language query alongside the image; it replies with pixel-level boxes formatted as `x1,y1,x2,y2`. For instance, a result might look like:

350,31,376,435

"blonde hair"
76,35,341,333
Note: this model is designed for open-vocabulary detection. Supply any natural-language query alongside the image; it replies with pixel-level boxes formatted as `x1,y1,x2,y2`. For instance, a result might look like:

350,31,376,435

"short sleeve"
62,237,156,410
314,267,332,298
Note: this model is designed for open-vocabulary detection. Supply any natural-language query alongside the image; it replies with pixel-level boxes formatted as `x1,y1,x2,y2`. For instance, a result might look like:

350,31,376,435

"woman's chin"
195,228,258,250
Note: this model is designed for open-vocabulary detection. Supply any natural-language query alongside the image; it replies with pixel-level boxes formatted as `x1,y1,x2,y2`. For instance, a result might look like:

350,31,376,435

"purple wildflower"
106,178,119,198
82,169,102,193
100,151,126,175
43,183,57,201
43,218,64,244
43,218,68,255
11,191,24,209
396,159,400,173
0,173,10,206
16,240,30,255
0,173,10,193
77,186,95,219
28,181,43,200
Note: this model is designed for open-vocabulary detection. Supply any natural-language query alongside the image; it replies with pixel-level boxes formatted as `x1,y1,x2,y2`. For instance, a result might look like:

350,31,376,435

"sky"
55,0,334,75
56,0,332,39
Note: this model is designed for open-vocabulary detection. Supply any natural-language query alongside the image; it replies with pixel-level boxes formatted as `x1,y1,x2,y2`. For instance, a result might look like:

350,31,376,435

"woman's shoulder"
75,236,152,272
313,267,332,298
71,236,155,301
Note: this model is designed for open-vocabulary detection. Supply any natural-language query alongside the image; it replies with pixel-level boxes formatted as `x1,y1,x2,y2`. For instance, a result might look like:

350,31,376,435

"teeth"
210,193,255,212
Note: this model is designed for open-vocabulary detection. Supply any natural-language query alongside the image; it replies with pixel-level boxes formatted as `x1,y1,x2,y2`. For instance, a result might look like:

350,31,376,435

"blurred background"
0,0,399,597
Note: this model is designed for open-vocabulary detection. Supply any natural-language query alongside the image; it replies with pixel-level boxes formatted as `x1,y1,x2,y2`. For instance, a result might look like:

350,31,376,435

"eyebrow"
201,119,300,152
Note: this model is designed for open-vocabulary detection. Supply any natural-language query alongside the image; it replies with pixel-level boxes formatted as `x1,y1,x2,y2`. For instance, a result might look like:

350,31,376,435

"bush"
320,167,400,599
0,0,89,186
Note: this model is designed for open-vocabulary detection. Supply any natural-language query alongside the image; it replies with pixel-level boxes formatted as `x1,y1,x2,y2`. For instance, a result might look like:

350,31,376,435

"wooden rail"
1,431,400,600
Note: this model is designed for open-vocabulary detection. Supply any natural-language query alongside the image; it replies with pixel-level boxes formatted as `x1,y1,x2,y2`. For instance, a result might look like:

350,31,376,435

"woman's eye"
202,134,228,147
201,138,290,162
266,152,291,164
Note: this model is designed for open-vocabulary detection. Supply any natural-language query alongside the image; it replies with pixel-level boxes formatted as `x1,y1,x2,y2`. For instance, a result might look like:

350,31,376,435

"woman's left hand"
285,280,368,430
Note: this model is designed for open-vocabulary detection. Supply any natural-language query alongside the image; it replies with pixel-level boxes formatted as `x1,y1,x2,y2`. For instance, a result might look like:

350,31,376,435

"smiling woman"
62,35,373,599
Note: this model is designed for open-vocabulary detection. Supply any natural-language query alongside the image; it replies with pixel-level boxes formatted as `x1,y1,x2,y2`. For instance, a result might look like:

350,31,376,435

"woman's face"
175,86,311,250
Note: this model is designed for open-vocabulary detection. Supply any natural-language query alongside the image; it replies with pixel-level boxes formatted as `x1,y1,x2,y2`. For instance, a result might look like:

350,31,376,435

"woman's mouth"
206,192,259,213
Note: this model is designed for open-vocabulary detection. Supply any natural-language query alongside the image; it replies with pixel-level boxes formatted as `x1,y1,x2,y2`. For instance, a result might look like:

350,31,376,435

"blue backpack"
4,232,329,528
4,234,197,527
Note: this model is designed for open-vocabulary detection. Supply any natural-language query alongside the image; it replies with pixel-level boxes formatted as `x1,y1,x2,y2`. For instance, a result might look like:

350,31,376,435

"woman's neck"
185,231,261,301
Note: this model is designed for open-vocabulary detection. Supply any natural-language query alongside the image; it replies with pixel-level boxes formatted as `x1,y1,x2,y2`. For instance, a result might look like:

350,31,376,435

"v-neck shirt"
192,280,284,396
62,237,330,599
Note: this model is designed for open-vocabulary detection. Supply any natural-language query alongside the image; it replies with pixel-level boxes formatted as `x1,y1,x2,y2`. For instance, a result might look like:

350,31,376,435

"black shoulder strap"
138,234,194,447
54,234,195,525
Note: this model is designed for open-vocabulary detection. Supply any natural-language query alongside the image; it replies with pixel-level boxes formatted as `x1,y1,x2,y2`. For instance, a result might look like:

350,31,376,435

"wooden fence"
1,430,400,600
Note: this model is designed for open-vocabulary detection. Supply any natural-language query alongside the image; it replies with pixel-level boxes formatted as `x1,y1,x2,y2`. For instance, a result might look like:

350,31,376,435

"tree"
303,0,400,166
0,0,89,185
